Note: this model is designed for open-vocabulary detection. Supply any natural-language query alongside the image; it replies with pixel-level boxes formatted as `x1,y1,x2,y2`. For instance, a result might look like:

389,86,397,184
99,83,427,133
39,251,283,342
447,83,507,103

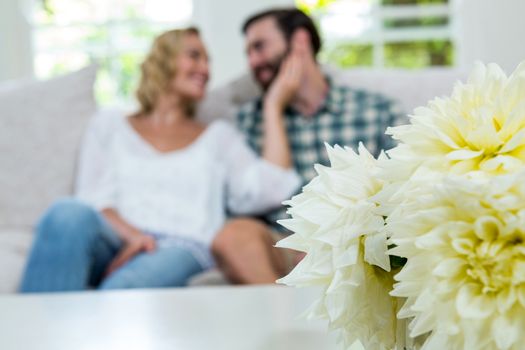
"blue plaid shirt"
236,79,405,232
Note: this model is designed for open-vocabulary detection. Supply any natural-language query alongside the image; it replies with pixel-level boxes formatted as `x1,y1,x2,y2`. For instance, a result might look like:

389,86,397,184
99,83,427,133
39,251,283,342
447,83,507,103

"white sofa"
0,65,466,293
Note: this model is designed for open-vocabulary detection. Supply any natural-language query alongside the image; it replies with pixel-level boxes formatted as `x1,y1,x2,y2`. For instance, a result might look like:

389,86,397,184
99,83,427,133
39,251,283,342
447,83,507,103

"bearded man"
212,8,405,284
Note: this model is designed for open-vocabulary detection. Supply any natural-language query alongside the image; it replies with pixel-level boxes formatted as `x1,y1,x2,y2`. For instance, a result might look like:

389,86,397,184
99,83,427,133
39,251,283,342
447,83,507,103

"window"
32,0,193,105
296,0,456,69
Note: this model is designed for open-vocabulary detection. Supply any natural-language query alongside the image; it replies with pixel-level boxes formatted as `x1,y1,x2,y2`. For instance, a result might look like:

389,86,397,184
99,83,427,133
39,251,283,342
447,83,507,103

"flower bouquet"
277,61,525,350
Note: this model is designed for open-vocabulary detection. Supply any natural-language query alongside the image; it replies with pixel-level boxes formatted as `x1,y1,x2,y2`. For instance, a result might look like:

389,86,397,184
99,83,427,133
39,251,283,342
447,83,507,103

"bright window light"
32,0,193,105
297,0,456,69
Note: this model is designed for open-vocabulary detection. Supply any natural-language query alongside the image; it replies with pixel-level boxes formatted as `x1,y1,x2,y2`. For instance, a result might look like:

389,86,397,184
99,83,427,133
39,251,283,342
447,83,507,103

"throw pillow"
0,65,97,229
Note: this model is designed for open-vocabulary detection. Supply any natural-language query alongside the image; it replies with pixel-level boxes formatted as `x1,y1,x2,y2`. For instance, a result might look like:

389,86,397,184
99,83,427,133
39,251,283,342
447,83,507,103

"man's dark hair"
242,8,322,57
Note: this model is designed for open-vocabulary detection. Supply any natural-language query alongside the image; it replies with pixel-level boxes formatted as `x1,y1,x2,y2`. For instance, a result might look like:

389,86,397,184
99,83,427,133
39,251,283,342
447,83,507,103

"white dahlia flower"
383,61,525,349
279,60,525,350
388,172,525,350
277,144,400,349
387,61,525,176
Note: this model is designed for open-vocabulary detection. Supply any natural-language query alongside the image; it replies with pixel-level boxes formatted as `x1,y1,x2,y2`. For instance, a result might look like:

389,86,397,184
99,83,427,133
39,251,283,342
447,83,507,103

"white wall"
193,0,294,88
0,0,33,81
458,0,525,74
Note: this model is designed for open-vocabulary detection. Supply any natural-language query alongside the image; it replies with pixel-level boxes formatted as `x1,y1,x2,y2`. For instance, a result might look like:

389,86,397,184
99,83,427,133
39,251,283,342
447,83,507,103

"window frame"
309,0,459,68
30,0,193,105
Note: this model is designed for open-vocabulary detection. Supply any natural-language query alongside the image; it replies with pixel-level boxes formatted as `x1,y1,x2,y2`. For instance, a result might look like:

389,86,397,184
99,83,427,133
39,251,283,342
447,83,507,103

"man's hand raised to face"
263,30,310,112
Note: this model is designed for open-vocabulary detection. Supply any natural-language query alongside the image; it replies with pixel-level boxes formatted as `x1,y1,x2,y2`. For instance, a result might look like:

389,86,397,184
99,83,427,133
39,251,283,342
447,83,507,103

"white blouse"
75,110,301,245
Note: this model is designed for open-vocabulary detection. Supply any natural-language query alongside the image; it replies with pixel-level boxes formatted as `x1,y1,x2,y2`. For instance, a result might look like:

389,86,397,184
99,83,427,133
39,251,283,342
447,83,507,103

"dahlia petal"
517,285,525,307
496,288,516,313
432,258,467,278
364,232,391,271
446,149,483,161
491,315,518,350
456,284,495,318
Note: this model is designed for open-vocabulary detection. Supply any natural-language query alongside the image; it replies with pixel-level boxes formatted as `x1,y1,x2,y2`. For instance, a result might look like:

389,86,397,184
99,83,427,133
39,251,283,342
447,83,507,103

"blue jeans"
20,199,205,293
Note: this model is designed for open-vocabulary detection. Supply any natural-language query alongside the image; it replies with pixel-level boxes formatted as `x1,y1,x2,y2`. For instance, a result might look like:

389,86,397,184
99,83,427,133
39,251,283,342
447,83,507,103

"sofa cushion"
0,66,97,230
0,229,33,293
197,73,260,124
197,66,467,124
324,66,468,114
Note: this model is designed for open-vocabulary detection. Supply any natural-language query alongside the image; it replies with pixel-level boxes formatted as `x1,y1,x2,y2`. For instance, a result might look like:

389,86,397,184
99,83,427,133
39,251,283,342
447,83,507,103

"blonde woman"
20,27,300,292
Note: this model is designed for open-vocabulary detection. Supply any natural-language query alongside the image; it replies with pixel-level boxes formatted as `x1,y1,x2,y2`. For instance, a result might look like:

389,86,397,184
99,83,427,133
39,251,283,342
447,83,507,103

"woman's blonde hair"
136,27,200,116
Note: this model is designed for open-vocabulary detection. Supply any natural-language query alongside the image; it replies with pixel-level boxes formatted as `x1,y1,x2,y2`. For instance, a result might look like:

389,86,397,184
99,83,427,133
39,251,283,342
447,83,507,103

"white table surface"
0,285,350,350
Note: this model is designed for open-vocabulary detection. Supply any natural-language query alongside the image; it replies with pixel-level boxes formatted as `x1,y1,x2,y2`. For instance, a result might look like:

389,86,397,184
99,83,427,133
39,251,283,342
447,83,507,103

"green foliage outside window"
296,0,338,15
297,0,454,69
385,40,453,68
34,0,182,105
320,44,374,68
383,17,448,29
381,0,448,4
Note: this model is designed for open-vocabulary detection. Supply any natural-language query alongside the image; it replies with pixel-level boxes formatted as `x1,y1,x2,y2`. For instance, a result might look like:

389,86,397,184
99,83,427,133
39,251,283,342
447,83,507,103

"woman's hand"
101,208,157,276
105,232,156,276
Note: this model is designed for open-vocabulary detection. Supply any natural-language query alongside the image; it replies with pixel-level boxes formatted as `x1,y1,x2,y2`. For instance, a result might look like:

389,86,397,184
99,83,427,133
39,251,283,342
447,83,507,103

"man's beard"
252,52,286,91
